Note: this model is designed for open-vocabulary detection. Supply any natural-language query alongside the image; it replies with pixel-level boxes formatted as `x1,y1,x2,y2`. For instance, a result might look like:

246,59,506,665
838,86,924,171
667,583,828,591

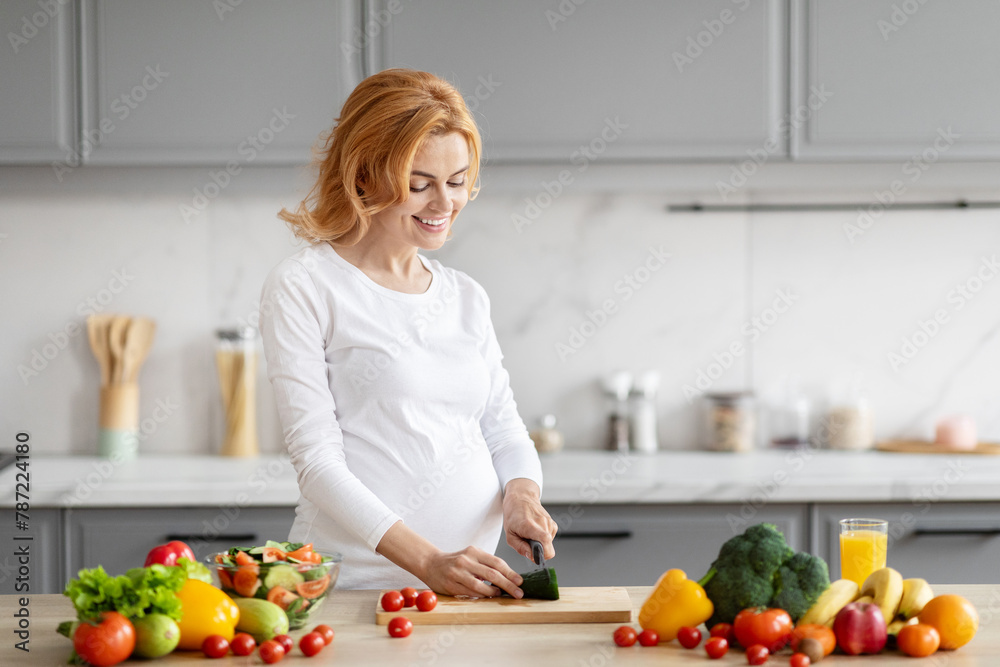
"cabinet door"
66,507,296,577
79,0,360,165
792,0,1000,159
0,509,64,594
495,504,808,587
0,0,76,164
814,503,1000,584
374,0,786,162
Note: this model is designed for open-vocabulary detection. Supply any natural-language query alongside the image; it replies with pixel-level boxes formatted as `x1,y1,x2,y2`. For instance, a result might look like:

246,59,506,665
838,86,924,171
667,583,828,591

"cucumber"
517,568,560,600
263,564,305,590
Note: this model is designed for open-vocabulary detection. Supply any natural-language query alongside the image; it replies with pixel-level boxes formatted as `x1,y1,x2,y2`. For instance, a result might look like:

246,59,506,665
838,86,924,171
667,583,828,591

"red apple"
833,601,888,655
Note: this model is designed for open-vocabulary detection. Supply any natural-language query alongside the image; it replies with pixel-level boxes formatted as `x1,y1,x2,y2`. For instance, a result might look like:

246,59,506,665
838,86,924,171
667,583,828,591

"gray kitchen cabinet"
371,0,787,162
0,508,63,595
78,0,361,165
65,506,296,581
813,503,1000,584
496,503,808,587
0,0,77,164
791,0,1000,159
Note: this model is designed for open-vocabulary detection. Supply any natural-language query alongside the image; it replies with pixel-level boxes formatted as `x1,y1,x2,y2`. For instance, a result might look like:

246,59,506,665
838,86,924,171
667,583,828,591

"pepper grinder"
602,371,633,452
631,370,660,453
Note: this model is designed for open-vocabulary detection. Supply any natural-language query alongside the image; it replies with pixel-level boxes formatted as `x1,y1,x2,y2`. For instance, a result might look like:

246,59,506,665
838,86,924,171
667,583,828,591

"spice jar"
529,414,564,454
826,398,874,450
701,392,755,452
215,327,259,457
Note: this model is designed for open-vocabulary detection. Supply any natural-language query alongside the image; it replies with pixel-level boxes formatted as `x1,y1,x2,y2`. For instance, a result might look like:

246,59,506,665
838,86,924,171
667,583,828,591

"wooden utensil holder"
98,383,139,460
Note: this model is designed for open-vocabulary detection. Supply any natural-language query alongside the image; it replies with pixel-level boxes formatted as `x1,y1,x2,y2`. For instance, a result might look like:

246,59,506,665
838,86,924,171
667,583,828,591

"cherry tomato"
678,626,702,649
416,590,438,612
300,631,326,657
312,624,335,645
230,633,256,656
274,634,294,655
388,616,413,638
381,590,405,612
73,611,136,667
734,608,793,653
259,639,286,664
613,626,638,647
746,644,770,665
898,623,941,658
201,635,230,659
401,587,419,607
789,653,811,667
705,636,729,659
637,629,659,646
710,622,737,644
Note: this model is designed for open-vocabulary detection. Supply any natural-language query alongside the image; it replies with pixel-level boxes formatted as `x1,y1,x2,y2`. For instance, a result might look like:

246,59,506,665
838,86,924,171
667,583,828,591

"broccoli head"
698,523,795,628
698,523,831,627
771,551,831,622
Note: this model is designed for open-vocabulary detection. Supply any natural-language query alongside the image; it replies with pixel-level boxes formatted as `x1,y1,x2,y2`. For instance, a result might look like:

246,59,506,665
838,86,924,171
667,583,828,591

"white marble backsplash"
2,187,998,454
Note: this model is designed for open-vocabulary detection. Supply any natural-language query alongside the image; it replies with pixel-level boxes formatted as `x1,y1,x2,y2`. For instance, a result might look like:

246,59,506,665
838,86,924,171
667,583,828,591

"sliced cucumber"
519,568,559,600
263,564,305,590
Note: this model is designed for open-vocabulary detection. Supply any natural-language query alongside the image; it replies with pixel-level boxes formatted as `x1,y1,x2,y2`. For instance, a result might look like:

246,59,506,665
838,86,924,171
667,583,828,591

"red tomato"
313,624,335,645
231,633,256,656
381,590,405,611
201,635,230,659
233,566,261,597
388,616,413,638
73,611,136,667
678,626,702,649
401,587,419,607
296,575,331,599
274,634,294,655
746,644,770,665
300,631,326,657
705,637,729,659
416,590,438,612
734,608,793,653
710,622,737,644
789,652,811,667
144,540,196,567
259,639,286,664
613,626,638,647
637,629,659,646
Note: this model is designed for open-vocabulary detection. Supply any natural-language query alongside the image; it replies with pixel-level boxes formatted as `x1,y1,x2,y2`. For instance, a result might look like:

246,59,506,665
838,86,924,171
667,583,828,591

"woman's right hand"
420,546,524,599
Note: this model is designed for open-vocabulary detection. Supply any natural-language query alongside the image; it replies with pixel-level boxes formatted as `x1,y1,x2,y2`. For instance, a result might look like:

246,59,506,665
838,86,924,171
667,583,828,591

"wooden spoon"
86,314,114,386
122,317,156,382
107,316,131,384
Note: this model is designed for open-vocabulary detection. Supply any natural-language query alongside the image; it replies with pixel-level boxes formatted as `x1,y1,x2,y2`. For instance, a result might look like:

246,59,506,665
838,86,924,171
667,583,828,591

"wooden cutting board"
374,586,632,625
877,439,1000,455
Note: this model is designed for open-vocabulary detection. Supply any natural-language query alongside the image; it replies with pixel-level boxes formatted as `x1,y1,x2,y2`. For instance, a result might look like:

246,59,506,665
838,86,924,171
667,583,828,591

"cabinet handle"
556,531,633,540
165,533,258,543
913,527,1000,537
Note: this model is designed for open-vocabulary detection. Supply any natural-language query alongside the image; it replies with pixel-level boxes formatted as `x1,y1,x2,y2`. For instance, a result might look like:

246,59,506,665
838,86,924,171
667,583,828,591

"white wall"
2,167,998,454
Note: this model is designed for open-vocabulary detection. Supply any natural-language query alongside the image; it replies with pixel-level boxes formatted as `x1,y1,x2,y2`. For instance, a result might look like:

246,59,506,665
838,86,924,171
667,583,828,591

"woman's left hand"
502,478,558,561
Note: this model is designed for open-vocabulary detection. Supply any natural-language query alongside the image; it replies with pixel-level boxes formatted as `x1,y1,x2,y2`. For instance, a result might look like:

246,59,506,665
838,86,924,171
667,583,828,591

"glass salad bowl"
208,541,341,629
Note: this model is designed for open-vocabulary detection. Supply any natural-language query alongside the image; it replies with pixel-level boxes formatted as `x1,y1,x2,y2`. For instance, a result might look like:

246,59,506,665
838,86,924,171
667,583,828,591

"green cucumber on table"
503,568,559,600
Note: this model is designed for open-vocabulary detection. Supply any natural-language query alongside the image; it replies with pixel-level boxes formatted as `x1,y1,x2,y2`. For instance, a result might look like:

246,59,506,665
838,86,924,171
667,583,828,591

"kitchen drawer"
496,503,809,587
813,502,1000,584
0,508,63,594
66,506,295,578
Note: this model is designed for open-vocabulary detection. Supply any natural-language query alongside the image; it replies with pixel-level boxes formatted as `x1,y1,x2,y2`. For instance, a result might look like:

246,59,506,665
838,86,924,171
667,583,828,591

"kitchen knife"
528,539,545,569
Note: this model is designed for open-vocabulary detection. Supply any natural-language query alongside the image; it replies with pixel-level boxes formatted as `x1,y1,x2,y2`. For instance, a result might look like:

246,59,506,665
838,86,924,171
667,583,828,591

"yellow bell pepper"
638,568,714,642
175,579,240,650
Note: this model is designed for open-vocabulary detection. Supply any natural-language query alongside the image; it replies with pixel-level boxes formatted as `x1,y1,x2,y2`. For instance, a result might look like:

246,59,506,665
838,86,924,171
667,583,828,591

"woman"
259,69,557,598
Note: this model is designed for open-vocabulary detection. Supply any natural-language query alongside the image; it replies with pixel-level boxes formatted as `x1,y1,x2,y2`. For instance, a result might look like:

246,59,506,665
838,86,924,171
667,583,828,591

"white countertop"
2,449,997,509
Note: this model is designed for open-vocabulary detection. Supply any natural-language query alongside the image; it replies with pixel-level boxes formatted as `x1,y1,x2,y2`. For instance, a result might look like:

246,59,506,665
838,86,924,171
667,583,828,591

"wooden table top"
3,584,998,665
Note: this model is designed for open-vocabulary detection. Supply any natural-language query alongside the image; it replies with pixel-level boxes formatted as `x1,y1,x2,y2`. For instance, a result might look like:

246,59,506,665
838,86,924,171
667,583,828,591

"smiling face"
369,132,471,252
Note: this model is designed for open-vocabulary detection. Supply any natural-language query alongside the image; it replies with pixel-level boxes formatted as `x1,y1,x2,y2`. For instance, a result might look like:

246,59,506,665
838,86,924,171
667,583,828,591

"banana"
860,567,904,624
896,578,934,620
799,578,860,627
856,595,875,605
887,617,919,636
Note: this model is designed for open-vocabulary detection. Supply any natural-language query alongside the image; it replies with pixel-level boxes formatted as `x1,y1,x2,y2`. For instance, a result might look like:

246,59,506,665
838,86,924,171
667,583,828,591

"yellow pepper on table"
175,579,240,650
638,568,714,642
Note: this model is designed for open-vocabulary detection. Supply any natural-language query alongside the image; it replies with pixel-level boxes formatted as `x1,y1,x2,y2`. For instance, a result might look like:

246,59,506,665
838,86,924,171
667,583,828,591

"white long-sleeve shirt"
258,242,543,590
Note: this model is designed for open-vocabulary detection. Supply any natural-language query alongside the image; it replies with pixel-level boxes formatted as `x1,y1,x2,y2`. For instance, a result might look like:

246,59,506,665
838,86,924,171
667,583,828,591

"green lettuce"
63,564,188,622
177,556,212,584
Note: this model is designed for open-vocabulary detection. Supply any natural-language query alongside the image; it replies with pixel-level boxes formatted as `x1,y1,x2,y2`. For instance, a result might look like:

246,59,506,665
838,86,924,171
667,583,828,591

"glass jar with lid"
701,392,755,452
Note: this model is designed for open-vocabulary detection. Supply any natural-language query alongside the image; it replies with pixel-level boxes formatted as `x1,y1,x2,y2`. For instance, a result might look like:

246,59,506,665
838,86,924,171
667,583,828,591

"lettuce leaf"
63,564,187,622
176,556,212,584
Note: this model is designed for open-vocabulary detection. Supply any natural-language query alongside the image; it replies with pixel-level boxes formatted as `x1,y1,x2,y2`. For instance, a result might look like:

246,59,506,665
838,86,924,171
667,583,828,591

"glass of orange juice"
839,518,888,587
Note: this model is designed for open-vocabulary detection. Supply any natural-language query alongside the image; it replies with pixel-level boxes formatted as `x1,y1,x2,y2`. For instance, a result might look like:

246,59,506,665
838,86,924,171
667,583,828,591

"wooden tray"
876,439,1000,455
374,586,632,625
